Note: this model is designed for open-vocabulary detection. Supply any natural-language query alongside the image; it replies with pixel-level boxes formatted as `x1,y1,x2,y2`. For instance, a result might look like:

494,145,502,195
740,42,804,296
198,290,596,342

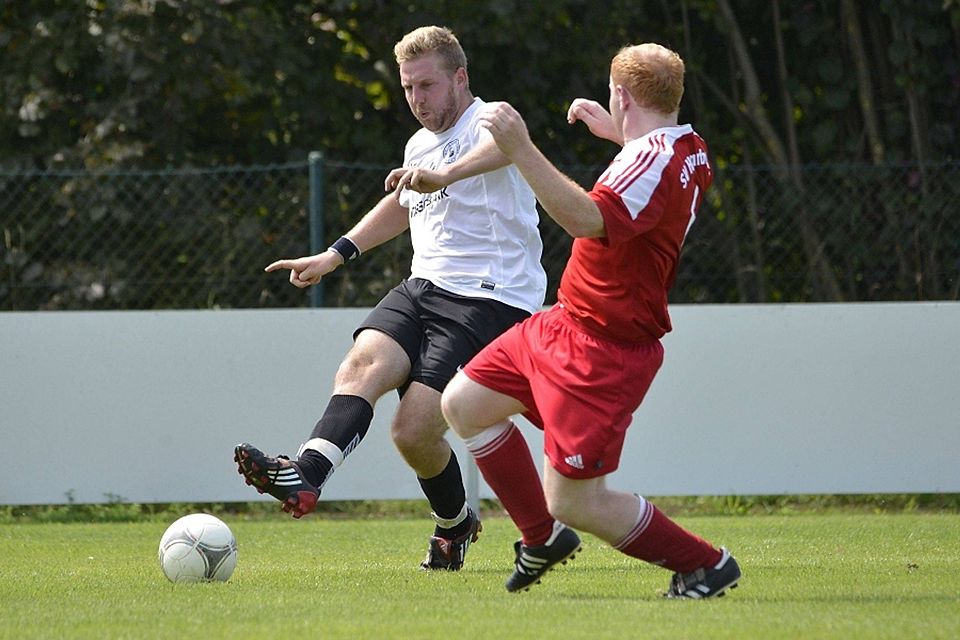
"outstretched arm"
479,102,606,239
265,193,409,288
384,137,510,195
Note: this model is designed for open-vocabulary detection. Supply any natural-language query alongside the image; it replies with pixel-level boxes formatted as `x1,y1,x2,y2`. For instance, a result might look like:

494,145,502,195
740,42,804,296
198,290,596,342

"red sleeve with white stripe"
588,132,676,247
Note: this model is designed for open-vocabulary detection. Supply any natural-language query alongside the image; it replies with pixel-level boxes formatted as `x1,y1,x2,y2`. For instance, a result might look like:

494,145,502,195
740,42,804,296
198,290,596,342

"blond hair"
611,43,685,114
394,25,468,73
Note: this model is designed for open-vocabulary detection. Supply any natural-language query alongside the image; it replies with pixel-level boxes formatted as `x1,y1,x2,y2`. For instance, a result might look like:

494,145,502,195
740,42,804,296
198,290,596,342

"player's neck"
623,109,678,144
439,91,475,134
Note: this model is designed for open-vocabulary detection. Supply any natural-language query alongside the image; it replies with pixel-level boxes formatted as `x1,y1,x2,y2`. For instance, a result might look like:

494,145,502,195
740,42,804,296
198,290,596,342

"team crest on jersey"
442,139,461,164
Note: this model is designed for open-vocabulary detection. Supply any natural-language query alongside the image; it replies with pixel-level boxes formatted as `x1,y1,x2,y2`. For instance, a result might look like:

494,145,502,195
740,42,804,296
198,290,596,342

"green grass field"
1,512,958,639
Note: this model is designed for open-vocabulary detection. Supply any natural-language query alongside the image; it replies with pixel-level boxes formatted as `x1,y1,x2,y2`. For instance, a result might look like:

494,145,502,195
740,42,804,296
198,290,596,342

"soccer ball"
158,513,238,583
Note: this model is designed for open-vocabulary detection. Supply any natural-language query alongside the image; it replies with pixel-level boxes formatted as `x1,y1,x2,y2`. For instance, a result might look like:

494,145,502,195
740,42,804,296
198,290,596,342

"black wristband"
328,236,361,261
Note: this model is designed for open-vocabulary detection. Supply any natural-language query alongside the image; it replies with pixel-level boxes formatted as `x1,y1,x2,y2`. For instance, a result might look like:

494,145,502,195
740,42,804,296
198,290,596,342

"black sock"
297,394,374,488
418,451,470,538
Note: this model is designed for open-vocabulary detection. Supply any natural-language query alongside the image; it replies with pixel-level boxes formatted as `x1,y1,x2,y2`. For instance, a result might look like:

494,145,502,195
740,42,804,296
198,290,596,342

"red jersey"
557,124,712,343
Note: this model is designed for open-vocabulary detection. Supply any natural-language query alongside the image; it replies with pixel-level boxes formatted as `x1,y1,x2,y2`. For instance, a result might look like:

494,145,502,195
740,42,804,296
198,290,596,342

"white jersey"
397,97,546,314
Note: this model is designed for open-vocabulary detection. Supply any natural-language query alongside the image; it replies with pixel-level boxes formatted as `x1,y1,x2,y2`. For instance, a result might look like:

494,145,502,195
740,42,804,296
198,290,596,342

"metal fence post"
308,151,325,307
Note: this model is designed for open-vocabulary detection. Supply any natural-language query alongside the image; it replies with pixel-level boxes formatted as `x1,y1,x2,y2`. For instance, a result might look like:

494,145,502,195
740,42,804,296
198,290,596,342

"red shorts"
463,304,664,479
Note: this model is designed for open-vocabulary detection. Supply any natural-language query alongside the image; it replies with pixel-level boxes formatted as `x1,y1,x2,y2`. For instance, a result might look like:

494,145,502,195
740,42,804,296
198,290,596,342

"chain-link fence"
2,159,958,311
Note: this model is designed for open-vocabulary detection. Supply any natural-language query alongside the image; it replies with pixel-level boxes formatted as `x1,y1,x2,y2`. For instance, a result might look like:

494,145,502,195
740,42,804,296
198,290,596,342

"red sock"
615,497,722,573
465,422,554,546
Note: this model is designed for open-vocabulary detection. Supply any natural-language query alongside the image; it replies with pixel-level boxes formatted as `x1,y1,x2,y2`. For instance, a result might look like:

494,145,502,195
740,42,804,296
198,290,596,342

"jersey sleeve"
587,136,675,247
588,179,668,248
397,186,413,209
397,139,415,209
475,121,494,144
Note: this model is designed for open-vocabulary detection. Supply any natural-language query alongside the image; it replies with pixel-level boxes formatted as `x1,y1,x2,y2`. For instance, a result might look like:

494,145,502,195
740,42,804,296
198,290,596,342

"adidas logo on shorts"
564,454,584,470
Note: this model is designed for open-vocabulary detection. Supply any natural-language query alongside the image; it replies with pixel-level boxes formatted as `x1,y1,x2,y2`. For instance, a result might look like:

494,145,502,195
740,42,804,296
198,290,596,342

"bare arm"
343,192,411,251
264,193,409,288
384,137,510,195
567,98,624,146
479,102,605,239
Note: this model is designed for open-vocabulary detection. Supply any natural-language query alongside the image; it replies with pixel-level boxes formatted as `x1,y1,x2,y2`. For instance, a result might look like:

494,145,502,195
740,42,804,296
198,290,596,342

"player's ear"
616,84,631,111
455,66,468,88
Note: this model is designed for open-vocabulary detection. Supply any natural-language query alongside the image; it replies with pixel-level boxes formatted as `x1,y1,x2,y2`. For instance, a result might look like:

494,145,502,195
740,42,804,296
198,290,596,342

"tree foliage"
6,1,954,169
1,1,958,308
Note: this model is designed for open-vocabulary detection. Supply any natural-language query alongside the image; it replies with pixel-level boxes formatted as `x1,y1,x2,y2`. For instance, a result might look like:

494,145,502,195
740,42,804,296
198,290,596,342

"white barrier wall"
1,302,958,506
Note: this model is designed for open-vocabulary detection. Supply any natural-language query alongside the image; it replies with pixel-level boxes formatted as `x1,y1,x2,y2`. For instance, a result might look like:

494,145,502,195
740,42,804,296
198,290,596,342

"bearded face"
400,53,469,133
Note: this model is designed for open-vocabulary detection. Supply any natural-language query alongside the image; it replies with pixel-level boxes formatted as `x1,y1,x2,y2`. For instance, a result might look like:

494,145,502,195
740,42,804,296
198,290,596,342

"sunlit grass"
1,513,958,639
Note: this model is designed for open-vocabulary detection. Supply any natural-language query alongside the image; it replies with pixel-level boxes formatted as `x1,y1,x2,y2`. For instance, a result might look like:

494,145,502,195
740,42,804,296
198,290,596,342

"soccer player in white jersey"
437,43,742,596
235,26,546,571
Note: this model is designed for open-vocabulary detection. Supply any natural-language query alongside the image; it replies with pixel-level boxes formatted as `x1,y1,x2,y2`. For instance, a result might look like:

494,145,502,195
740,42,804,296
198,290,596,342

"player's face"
400,53,467,132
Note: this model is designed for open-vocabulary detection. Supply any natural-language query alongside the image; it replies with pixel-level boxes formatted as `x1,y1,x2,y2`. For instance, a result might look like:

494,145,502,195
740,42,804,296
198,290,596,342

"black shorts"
355,278,530,394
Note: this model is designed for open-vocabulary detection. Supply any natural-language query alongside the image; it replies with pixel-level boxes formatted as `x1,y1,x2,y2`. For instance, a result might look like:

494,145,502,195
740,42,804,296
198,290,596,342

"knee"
390,425,417,456
439,376,469,435
334,345,405,395
439,391,459,430
390,416,436,457
334,350,371,387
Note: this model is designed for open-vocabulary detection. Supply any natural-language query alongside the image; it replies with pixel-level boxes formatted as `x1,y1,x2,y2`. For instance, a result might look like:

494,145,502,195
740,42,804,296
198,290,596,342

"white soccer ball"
158,513,238,583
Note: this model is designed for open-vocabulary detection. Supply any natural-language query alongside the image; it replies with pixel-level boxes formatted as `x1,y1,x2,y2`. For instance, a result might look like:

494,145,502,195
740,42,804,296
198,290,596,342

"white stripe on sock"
431,503,468,528
462,421,515,458
614,495,653,550
297,437,345,468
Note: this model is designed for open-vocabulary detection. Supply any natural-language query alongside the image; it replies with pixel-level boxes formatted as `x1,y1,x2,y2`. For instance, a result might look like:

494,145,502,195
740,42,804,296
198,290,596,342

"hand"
476,101,531,158
385,166,449,199
567,98,622,145
264,251,343,288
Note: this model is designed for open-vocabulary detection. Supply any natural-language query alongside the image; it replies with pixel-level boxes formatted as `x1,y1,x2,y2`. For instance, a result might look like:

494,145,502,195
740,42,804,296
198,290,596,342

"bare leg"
390,382,450,478
542,463,639,543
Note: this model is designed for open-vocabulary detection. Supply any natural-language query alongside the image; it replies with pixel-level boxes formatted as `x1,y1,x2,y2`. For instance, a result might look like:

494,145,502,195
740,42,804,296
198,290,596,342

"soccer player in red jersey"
439,43,741,597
